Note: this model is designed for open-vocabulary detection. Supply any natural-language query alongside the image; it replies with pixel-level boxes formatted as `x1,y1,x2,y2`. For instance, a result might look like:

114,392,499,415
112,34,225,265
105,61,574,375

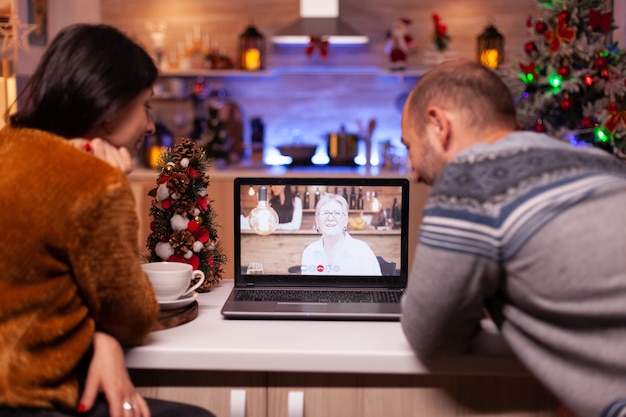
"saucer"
158,292,198,310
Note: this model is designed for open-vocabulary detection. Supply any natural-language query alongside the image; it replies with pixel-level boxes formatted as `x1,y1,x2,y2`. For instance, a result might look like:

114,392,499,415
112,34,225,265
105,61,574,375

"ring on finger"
123,401,135,414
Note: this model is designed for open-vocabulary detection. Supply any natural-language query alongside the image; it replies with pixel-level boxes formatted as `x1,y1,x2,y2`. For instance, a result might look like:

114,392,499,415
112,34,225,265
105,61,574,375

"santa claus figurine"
385,18,417,71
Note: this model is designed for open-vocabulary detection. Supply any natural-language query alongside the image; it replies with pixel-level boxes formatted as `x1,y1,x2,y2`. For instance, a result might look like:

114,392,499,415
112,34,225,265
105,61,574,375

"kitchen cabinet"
131,370,557,417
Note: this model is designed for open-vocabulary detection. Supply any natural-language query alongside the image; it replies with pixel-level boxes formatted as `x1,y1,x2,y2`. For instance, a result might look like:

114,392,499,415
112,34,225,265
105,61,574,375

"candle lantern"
477,24,504,70
238,24,265,71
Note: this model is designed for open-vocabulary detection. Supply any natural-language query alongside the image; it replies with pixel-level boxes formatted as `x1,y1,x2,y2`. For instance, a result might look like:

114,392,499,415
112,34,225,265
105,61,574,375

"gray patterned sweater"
401,131,626,417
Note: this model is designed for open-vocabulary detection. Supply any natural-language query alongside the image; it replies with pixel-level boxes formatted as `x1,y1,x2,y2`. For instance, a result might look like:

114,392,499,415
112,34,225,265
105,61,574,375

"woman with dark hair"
269,185,302,230
0,24,215,417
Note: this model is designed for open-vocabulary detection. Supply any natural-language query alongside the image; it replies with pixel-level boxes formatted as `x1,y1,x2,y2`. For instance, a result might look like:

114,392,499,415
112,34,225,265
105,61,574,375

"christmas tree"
145,138,226,292
514,0,626,157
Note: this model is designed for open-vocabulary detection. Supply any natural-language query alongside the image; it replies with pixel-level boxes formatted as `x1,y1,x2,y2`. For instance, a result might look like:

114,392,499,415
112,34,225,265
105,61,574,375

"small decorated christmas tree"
145,138,226,291
514,0,626,157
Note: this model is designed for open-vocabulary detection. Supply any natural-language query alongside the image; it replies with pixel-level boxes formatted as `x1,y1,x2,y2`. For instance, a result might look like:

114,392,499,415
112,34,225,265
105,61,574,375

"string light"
548,73,562,88
594,126,611,143
521,72,535,84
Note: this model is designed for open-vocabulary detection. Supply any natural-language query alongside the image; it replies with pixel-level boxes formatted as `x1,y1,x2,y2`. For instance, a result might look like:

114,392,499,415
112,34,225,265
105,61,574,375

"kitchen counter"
125,281,558,417
126,280,524,376
128,163,413,181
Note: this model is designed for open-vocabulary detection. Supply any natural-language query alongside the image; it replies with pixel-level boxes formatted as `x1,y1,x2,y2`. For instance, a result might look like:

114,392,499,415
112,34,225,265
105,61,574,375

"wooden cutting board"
153,300,198,331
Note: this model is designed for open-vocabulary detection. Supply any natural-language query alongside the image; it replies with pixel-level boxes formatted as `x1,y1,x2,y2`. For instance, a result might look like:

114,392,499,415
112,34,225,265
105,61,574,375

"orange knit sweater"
0,126,159,411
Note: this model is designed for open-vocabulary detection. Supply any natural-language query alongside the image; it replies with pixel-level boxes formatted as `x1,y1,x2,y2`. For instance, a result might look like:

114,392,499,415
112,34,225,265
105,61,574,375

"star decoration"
1,14,38,55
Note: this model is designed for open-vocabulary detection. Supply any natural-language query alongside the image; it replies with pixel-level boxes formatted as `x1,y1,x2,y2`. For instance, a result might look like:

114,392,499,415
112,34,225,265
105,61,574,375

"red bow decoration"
519,61,539,81
604,101,626,133
305,36,329,59
432,14,447,37
589,9,612,33
544,20,576,52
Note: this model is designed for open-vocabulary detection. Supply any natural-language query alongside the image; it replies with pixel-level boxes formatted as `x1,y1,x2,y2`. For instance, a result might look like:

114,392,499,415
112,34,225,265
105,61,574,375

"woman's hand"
69,138,134,174
78,331,151,417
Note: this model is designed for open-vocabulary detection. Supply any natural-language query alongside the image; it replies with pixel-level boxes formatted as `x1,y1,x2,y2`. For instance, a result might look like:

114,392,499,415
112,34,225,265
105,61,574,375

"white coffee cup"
142,262,206,301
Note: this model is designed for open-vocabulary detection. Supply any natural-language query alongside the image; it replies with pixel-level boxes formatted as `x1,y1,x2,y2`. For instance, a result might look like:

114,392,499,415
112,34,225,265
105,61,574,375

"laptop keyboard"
234,289,402,303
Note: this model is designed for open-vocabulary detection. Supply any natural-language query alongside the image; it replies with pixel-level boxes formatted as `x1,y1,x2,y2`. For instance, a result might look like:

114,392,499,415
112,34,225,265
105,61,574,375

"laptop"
220,176,410,320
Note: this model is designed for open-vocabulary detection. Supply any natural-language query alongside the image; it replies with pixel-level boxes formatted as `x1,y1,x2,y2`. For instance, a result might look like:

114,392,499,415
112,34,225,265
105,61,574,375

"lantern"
477,24,504,70
238,24,265,71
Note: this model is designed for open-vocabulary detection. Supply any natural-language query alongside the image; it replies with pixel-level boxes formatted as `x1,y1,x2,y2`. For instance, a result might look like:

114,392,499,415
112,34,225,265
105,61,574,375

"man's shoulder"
431,132,626,206
421,133,626,261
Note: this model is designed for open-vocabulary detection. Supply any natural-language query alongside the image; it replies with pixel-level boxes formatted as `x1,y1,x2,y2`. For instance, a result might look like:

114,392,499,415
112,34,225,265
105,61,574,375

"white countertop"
125,280,528,376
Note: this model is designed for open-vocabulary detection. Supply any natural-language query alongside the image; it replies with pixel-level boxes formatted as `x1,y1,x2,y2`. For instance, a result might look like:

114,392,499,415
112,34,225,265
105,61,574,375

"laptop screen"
234,177,409,288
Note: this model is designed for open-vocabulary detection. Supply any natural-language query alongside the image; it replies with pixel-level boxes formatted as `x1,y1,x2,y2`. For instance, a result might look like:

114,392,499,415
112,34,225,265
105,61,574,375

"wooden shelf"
159,66,426,78
160,69,276,78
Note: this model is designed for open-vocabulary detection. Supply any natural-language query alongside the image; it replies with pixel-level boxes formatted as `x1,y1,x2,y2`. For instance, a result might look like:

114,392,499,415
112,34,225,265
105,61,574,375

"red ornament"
524,41,537,55
560,97,572,111
607,101,619,112
535,20,547,34
557,65,570,78
168,254,200,271
187,220,200,232
194,227,210,243
580,117,594,129
558,10,570,23
533,120,547,132
197,196,208,211
594,56,608,69
584,74,594,85
187,167,201,179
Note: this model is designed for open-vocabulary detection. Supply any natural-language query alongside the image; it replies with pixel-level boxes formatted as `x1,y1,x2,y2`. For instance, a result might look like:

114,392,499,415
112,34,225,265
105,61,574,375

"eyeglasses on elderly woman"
317,210,345,219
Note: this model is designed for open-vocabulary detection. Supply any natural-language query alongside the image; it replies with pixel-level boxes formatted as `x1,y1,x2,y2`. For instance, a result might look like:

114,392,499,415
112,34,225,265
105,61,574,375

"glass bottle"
392,198,399,228
349,186,357,210
303,188,310,210
357,187,364,210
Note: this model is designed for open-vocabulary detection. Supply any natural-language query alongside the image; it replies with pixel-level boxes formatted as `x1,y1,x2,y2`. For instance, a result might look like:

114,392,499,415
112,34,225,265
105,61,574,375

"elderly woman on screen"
301,193,381,275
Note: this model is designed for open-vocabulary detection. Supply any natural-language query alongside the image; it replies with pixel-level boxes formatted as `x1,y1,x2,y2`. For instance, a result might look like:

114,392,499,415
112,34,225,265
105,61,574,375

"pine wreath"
145,138,226,291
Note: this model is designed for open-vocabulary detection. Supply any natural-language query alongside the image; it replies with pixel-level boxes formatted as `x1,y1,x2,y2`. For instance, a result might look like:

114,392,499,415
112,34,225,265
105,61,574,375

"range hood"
272,0,369,45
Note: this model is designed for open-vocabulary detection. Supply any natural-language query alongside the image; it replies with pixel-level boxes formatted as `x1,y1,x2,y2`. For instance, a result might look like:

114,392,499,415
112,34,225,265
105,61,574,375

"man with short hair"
400,59,626,417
